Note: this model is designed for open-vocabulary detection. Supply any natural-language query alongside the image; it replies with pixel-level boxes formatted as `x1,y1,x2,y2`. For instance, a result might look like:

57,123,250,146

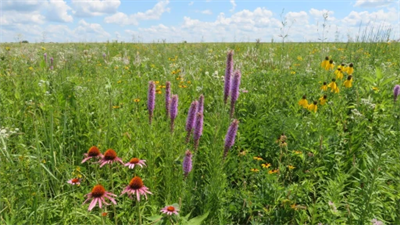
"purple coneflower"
193,112,203,151
182,150,192,178
121,176,152,201
160,205,179,216
185,101,198,143
197,94,204,114
230,70,241,118
224,50,234,104
99,149,123,167
82,146,103,163
67,178,81,185
83,184,117,211
148,81,156,124
169,94,178,132
50,57,54,70
165,81,171,116
394,85,400,102
223,119,239,160
124,158,146,169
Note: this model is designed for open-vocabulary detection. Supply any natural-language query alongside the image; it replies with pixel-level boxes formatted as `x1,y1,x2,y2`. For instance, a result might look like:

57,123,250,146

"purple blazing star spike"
224,50,234,104
50,57,54,70
230,70,241,118
169,94,178,132
197,94,204,114
165,81,171,116
182,150,193,178
394,85,400,102
193,112,203,151
148,81,156,124
223,119,239,160
44,53,47,62
185,101,198,143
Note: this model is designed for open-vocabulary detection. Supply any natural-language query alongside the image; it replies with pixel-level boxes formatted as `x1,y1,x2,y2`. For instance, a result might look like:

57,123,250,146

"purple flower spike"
50,57,54,70
224,50,234,104
223,119,239,160
148,81,156,124
182,150,193,178
193,112,203,151
230,70,241,118
166,81,171,116
394,85,400,102
185,101,198,143
169,94,178,132
197,94,204,114
44,53,47,62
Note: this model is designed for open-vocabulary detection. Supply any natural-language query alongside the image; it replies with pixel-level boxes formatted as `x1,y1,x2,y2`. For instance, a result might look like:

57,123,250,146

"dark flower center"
129,176,144,190
167,206,175,212
104,149,117,160
88,146,101,157
329,60,333,64
91,185,106,198
71,178,80,183
130,158,140,164
325,56,329,60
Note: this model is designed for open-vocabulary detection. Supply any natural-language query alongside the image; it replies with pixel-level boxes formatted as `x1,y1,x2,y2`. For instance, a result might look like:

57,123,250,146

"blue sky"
1,0,399,42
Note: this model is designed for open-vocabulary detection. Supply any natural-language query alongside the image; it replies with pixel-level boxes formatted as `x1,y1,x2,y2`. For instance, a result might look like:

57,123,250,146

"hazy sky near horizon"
1,0,399,43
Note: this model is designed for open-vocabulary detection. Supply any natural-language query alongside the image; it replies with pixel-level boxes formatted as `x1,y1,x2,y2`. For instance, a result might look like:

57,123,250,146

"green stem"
110,165,117,225
137,199,141,225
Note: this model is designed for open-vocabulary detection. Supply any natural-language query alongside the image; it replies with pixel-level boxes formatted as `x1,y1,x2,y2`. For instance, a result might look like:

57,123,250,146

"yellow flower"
279,141,288,148
334,68,344,80
155,81,160,84
290,71,296,75
328,79,339,93
112,105,120,109
288,165,295,170
320,82,328,91
320,56,329,69
293,150,302,154
343,75,353,88
268,169,279,174
134,98,140,103
187,81,191,84
290,204,297,210
117,80,122,84
239,150,247,156
298,95,308,108
41,47,46,51
262,163,271,168
307,101,318,113
347,63,354,75
29,67,33,71
319,95,327,105
253,156,264,161
156,90,162,94
372,87,379,92
327,59,334,70
251,168,259,172
5,47,10,51
297,56,303,61
338,63,345,71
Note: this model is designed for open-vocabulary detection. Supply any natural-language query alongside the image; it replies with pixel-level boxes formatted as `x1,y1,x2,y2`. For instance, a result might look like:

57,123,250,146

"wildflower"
230,70,241,118
44,53,47,62
393,85,400,102
343,75,353,88
161,205,179,216
193,112,203,151
148,81,155,124
112,105,120,109
102,212,108,216
165,81,171,116
50,57,54,70
371,219,384,225
298,95,308,108
288,165,295,170
197,94,204,114
279,140,288,148
261,163,271,168
347,63,354,75
293,150,302,154
253,156,263,161
182,150,193,178
83,184,117,211
224,50,234,104
338,63,345,71
334,68,344,80
82,146,103,163
121,176,152,201
251,168,259,172
169,95,178,132
124,158,146,169
290,204,297,210
372,87,379,92
328,79,339,93
268,169,279,174
239,150,247,156
185,101,198,143
321,56,329,69
99,149,123,167
67,178,81,185
223,119,239,160
320,82,328,91
308,101,318,113
280,133,287,141
327,59,334,70
319,95,327,105
134,99,140,103
328,201,337,213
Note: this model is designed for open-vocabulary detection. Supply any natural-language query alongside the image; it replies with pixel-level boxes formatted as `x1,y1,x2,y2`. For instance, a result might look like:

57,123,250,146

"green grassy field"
0,41,399,224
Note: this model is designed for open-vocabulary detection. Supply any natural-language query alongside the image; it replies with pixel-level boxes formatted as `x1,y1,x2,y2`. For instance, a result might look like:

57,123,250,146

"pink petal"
88,198,98,211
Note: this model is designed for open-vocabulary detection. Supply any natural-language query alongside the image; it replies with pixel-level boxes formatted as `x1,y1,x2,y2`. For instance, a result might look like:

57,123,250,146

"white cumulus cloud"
354,0,395,7
71,0,121,17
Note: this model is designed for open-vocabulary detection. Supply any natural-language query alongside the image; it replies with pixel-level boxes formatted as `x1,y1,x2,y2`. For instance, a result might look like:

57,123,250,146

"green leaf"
375,67,382,80
185,211,209,225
